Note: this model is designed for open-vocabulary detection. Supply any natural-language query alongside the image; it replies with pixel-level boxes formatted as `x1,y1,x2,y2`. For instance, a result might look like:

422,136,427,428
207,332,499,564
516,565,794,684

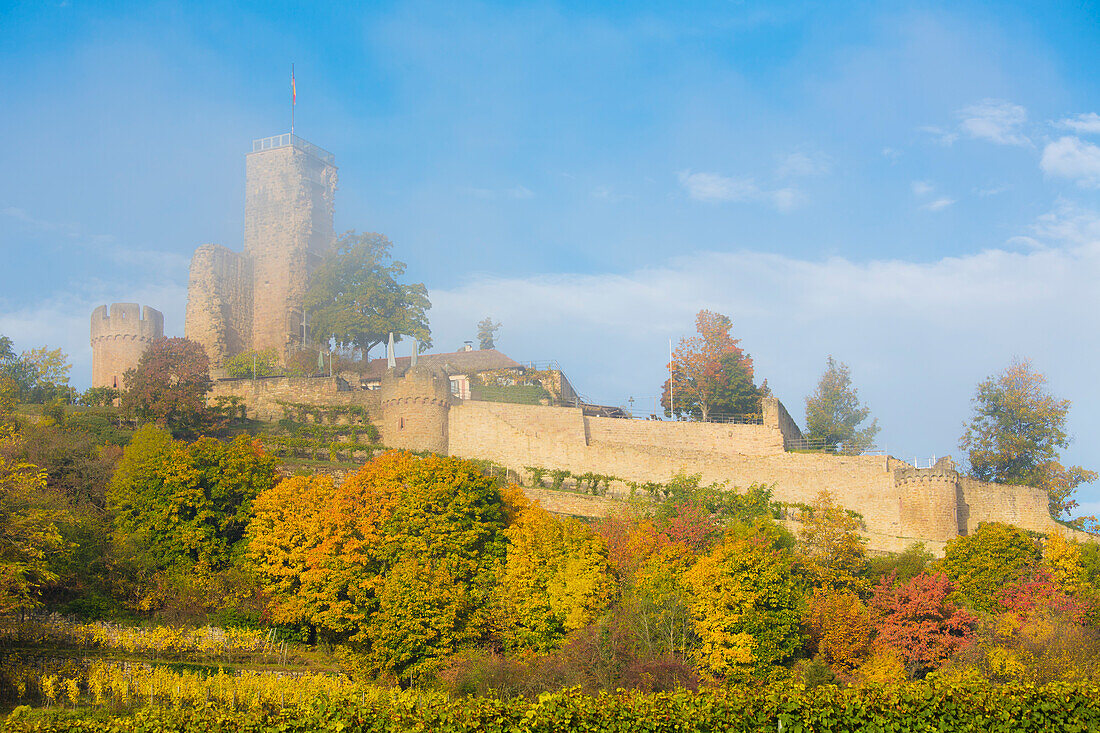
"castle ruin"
87,131,1094,556
185,134,338,368
89,303,164,389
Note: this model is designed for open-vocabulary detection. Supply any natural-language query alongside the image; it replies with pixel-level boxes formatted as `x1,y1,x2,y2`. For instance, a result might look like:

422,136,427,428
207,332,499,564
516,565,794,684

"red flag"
292,68,296,105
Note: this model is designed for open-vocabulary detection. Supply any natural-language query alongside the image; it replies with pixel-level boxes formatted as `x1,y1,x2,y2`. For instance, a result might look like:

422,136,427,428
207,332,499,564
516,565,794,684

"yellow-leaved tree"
496,490,615,653
0,426,67,614
805,588,874,672
684,537,805,681
248,451,507,684
246,474,337,630
798,490,869,593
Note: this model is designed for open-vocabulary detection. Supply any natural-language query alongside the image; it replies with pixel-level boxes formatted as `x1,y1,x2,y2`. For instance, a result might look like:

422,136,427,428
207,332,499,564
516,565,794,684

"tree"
798,490,869,592
109,426,277,574
497,493,614,653
684,537,805,680
806,588,874,672
223,349,280,379
21,347,73,402
939,522,1042,614
0,426,67,614
477,317,501,350
0,335,40,402
250,451,507,684
304,232,432,359
804,356,879,454
960,358,1096,518
871,572,977,676
661,310,767,421
246,474,337,628
122,338,212,436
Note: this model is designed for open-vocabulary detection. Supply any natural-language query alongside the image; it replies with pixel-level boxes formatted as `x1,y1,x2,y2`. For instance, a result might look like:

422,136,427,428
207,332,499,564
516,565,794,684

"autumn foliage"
871,572,978,676
662,310,767,421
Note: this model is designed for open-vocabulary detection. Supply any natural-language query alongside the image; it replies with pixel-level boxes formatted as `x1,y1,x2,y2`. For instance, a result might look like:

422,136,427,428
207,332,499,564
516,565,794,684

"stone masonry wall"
244,145,337,359
184,244,252,368
445,398,1087,554
90,303,163,389
209,376,381,422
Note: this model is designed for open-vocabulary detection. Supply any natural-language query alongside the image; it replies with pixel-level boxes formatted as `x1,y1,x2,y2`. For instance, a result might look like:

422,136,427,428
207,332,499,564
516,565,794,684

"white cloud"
921,197,955,212
918,125,959,146
776,151,831,178
911,180,934,196
957,99,1029,146
427,204,1100,509
882,147,901,161
678,170,801,212
911,181,953,210
1058,113,1100,135
1041,136,1100,187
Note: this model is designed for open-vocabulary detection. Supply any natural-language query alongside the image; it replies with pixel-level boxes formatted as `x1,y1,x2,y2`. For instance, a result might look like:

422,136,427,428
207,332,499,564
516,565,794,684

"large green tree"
109,426,277,573
959,358,1096,518
804,356,879,454
661,310,768,421
304,232,432,359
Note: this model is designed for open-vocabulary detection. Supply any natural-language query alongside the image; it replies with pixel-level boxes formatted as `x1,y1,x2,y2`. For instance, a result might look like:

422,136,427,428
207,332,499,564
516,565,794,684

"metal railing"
251,134,335,165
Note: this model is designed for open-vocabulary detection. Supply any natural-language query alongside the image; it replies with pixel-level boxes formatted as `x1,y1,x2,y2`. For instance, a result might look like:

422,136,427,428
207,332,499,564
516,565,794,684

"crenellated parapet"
90,303,164,388
379,365,452,453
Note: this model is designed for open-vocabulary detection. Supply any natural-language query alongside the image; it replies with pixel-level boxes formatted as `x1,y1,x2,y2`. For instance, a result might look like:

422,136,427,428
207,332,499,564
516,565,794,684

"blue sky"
3,1,1100,514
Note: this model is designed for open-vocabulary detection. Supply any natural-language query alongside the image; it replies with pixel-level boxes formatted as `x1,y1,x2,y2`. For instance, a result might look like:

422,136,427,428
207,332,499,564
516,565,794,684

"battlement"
250,133,335,166
90,303,164,389
90,303,164,342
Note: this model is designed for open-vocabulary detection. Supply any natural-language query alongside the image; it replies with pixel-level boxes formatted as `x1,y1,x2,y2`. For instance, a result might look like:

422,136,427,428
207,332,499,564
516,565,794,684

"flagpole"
291,64,296,134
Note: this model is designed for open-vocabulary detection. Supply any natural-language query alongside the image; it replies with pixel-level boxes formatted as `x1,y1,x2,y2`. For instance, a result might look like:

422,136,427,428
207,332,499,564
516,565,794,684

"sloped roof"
360,348,522,379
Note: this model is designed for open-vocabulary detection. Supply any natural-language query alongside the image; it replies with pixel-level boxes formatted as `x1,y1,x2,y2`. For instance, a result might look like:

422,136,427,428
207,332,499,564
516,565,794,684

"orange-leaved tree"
871,572,977,677
248,451,508,684
661,310,767,422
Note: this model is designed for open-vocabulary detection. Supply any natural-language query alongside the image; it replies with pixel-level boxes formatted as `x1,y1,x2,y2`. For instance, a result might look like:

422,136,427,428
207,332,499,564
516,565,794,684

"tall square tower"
244,134,338,358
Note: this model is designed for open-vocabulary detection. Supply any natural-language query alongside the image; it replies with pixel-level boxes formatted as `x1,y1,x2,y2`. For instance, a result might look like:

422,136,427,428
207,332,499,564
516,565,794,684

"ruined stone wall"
184,244,252,368
764,397,804,448
90,303,163,389
244,145,337,360
208,376,381,422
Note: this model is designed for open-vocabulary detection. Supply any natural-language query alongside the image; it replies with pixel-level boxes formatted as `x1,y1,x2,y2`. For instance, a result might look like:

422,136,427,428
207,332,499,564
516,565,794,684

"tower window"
399,417,405,429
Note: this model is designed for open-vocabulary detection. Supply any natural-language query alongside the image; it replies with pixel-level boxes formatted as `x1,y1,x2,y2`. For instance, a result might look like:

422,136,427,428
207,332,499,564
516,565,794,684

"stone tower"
90,303,164,389
379,366,452,454
184,134,338,369
244,134,338,357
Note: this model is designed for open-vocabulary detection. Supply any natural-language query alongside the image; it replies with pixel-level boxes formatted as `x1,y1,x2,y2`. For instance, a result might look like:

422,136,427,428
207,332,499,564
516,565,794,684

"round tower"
90,303,164,389
379,365,452,454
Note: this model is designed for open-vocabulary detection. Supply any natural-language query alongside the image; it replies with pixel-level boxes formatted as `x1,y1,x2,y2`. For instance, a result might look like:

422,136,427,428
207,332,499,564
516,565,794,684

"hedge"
6,680,1100,733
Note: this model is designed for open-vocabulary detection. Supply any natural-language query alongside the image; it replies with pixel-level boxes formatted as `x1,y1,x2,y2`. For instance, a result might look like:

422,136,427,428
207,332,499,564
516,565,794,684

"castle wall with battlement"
90,303,163,389
208,368,1096,555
